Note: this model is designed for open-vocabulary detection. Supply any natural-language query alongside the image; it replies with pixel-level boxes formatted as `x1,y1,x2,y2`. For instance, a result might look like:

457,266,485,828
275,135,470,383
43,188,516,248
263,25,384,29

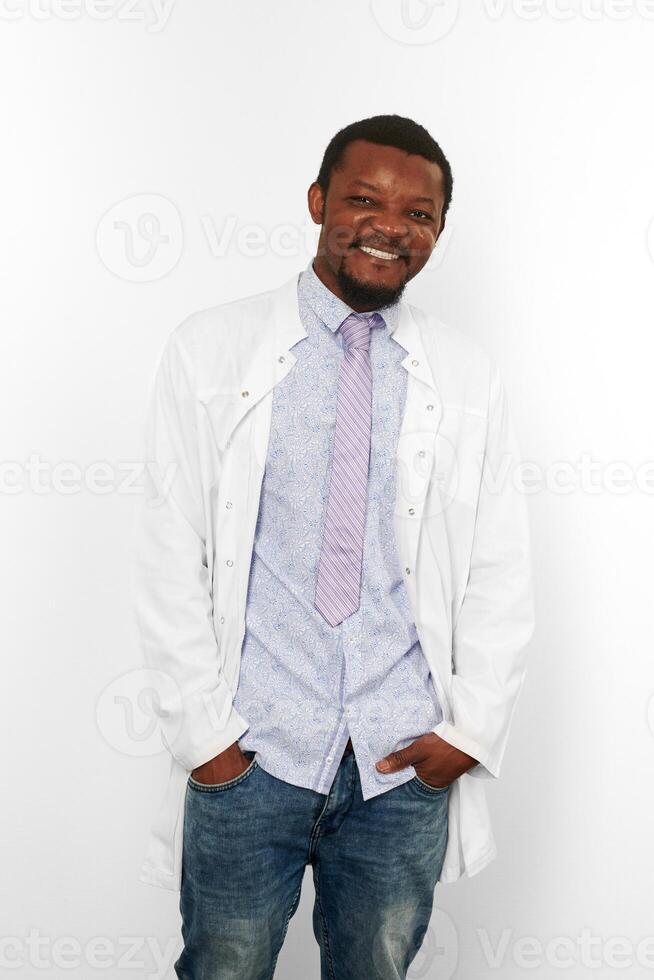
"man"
131,114,535,979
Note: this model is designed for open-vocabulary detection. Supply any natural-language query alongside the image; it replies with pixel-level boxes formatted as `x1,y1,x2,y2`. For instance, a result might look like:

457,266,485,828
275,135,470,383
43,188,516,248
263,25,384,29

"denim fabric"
175,749,450,980
233,260,443,801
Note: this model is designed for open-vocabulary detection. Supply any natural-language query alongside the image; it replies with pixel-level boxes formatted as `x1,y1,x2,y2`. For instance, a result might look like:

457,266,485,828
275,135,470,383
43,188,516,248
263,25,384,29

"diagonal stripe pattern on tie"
314,310,386,626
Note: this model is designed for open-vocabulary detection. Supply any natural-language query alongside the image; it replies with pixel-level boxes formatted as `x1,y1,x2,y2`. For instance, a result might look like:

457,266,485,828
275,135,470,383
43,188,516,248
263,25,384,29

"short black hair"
316,113,453,223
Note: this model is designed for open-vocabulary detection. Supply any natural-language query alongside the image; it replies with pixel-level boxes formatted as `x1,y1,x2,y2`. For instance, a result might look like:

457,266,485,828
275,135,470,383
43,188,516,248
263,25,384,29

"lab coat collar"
274,270,441,395
203,270,443,452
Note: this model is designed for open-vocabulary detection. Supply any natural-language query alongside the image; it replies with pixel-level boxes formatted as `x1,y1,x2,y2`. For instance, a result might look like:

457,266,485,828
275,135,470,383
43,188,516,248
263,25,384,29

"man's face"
308,139,446,311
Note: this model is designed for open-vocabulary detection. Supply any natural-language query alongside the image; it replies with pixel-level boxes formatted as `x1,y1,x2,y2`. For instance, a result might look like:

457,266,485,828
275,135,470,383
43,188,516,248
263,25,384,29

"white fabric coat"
130,270,535,890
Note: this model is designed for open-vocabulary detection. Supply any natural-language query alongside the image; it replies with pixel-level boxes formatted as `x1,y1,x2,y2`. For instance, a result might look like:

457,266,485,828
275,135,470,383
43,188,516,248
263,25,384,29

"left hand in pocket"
375,732,478,788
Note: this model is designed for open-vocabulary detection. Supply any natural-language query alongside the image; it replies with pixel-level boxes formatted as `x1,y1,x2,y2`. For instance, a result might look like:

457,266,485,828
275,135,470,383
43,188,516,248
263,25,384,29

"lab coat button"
226,501,232,509
408,508,415,515
412,359,419,366
426,404,434,411
241,390,249,398
226,559,234,567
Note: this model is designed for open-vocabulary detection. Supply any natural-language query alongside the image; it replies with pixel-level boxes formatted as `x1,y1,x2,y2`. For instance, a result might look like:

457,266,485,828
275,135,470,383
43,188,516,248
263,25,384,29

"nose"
367,208,411,244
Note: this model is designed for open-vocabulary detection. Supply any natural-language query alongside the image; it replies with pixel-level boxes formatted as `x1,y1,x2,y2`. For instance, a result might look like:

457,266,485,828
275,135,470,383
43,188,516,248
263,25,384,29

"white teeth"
359,245,400,261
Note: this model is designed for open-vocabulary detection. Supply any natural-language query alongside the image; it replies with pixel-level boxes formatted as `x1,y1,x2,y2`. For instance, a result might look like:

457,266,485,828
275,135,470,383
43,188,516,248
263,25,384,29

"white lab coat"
130,270,535,890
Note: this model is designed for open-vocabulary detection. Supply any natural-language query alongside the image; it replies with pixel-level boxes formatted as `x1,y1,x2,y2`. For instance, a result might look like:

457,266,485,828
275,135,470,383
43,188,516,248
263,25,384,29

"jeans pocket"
187,753,258,793
412,773,451,795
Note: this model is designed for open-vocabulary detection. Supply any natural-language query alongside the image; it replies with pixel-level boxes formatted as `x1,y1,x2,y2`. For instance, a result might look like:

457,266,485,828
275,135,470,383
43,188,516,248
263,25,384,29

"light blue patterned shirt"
234,259,443,799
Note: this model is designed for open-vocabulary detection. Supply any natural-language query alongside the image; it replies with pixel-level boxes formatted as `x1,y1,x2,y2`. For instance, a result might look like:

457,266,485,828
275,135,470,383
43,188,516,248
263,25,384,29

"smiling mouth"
356,244,401,262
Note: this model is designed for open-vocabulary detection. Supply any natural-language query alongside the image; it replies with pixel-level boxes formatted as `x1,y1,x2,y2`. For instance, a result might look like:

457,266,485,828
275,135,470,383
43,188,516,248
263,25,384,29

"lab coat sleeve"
432,365,535,779
129,324,249,772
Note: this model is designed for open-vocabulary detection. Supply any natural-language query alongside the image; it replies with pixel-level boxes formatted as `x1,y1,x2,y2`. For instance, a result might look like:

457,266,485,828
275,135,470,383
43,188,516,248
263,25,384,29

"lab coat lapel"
195,274,305,452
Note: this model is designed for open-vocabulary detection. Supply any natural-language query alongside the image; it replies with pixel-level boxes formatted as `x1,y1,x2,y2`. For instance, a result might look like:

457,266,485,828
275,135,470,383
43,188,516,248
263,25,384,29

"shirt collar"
298,258,400,336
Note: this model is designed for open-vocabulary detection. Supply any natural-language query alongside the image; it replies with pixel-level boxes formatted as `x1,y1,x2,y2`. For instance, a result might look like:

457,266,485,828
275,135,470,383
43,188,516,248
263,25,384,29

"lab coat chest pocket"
197,385,243,456
434,406,489,515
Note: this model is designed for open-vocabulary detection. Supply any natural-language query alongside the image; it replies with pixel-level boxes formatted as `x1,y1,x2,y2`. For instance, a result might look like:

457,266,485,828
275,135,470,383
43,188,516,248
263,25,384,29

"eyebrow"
349,179,435,207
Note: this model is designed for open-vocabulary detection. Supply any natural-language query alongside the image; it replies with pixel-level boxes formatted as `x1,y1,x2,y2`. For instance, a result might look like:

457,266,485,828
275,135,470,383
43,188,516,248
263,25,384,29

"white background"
2,1,654,978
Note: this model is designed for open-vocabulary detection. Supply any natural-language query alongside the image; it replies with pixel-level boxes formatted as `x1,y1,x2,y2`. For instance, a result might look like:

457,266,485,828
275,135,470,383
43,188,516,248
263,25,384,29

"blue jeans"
175,747,449,980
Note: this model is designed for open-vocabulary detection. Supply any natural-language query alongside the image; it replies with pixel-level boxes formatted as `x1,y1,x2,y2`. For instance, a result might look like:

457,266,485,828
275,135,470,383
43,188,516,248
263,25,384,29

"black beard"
335,256,407,310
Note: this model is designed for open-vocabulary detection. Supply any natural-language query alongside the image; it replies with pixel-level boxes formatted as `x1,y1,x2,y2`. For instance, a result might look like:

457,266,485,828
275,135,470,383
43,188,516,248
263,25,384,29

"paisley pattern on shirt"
233,259,443,799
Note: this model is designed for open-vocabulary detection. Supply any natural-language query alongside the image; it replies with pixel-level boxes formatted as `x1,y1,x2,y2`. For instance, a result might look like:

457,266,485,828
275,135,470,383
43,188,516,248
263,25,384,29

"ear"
307,181,325,225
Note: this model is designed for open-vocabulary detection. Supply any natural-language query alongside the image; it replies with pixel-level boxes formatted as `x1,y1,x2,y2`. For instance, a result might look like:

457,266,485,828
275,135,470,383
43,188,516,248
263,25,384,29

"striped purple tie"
314,311,385,626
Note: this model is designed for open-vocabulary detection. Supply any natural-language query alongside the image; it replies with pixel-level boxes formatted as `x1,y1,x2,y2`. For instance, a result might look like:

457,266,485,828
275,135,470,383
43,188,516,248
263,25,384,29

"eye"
410,210,433,221
348,195,375,206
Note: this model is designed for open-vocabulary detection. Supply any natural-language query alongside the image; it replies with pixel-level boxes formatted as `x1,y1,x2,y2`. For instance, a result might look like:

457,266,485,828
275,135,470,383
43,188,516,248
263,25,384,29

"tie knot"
339,311,385,352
